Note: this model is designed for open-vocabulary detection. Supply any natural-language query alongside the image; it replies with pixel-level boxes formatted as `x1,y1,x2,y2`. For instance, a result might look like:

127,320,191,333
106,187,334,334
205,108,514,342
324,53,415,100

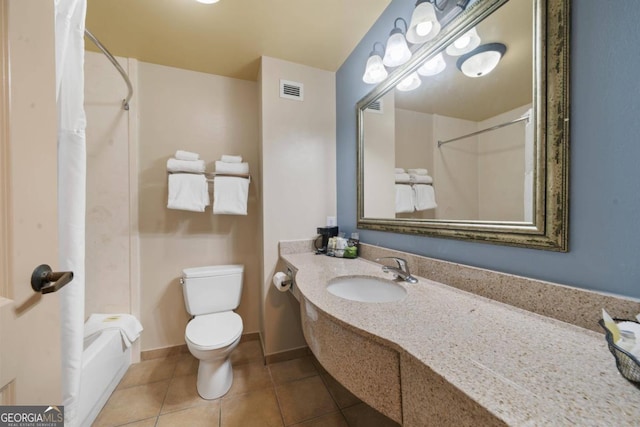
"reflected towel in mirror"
414,184,437,211
395,184,415,213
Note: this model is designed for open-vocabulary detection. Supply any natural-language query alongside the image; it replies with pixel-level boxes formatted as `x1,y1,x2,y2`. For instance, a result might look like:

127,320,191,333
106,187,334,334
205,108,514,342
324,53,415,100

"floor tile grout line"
266,361,288,426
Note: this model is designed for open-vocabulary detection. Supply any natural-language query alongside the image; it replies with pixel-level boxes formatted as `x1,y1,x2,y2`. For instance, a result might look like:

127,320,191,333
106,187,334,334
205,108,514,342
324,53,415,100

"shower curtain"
55,0,87,426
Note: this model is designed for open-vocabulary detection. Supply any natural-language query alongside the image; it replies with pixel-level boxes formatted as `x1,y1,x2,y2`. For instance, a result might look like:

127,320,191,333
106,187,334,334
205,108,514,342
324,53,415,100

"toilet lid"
186,312,243,350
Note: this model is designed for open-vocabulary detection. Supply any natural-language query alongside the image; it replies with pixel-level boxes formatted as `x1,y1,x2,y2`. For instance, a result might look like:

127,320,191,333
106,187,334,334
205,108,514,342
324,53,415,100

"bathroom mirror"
357,0,569,251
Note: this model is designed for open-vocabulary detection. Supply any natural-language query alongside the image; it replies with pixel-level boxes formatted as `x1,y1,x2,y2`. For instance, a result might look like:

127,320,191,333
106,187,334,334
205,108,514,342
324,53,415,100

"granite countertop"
281,252,640,426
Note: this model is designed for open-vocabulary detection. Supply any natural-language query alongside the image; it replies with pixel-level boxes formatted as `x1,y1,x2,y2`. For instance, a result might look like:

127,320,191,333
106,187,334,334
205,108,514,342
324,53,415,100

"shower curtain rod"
437,113,530,148
84,29,133,111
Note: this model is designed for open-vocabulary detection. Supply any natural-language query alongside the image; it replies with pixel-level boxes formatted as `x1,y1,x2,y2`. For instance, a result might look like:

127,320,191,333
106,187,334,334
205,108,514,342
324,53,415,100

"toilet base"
196,357,233,400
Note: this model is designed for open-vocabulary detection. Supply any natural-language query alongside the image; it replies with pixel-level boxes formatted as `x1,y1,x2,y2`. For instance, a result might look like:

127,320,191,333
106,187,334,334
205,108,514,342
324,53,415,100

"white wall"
137,62,260,351
260,56,336,356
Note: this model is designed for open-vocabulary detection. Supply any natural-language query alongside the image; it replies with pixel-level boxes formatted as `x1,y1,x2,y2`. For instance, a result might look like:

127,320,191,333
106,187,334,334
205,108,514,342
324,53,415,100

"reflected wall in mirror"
357,0,569,251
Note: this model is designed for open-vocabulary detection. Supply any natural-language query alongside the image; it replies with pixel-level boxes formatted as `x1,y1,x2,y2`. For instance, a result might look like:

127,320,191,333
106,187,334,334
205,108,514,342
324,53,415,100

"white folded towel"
407,168,429,175
414,184,437,211
395,173,411,183
167,174,210,212
221,154,242,163
213,176,249,215
394,168,405,174
215,161,249,175
84,313,143,348
167,158,206,174
395,184,415,213
410,174,433,184
175,150,200,161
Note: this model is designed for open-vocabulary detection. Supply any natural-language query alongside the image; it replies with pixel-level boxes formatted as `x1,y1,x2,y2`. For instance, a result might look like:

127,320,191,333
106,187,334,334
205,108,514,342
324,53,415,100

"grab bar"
84,29,133,111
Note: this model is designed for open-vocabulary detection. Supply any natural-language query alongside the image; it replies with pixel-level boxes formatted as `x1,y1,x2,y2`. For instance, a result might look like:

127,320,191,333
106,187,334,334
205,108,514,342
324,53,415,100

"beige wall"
260,56,336,356
363,92,395,218
395,108,435,220
138,62,260,351
394,108,433,172
478,104,531,221
433,115,479,220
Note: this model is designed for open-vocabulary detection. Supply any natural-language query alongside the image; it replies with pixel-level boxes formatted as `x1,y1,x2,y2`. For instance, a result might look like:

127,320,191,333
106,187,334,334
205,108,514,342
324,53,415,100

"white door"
0,0,62,404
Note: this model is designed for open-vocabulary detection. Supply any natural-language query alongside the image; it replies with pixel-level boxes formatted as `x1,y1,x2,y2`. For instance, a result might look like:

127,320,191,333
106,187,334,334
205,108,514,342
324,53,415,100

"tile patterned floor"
93,340,400,427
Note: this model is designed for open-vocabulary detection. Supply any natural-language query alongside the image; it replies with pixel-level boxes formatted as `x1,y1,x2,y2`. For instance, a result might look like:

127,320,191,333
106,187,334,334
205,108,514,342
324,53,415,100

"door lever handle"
31,264,74,294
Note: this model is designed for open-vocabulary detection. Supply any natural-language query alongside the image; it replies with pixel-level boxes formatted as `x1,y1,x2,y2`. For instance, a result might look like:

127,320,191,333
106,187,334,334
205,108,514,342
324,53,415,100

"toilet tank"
181,265,244,316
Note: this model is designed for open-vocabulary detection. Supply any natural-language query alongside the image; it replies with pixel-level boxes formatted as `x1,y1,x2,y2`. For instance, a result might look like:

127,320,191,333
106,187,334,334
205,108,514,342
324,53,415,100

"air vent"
280,79,304,101
366,99,383,113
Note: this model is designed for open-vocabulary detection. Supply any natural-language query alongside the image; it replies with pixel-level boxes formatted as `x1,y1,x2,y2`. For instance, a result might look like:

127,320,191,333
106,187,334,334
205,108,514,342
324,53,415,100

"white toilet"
181,264,244,399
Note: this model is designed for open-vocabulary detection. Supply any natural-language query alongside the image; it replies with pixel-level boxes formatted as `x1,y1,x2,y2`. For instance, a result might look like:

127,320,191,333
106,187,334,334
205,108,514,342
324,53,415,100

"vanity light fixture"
406,0,441,44
383,18,412,67
456,43,507,78
396,72,422,92
417,52,446,76
196,0,220,3
445,26,481,56
362,42,388,84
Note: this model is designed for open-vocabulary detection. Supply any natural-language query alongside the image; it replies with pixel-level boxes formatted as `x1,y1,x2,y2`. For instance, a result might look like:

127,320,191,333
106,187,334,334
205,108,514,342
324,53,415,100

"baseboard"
264,346,311,365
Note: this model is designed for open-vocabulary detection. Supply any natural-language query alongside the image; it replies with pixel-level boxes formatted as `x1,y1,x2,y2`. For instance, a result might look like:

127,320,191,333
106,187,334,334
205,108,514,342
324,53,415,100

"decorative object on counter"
213,155,250,215
600,309,640,384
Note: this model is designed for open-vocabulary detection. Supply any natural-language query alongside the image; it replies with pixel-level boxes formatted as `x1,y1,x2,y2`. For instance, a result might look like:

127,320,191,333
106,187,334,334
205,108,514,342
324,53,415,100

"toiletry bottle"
348,232,360,257
327,237,336,257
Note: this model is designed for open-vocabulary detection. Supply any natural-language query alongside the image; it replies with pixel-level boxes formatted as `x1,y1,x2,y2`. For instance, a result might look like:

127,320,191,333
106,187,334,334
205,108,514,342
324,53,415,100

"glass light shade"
406,2,441,44
196,0,220,3
417,52,446,76
457,43,506,78
383,30,412,67
362,54,388,84
396,72,422,92
445,27,481,56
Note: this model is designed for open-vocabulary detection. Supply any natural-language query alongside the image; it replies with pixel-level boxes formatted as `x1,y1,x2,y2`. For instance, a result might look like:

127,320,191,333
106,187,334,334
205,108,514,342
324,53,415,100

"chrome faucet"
375,257,418,284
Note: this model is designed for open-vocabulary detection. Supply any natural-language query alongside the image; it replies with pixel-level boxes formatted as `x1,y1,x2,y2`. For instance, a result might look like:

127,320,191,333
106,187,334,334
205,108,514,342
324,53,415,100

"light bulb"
396,72,421,92
362,54,388,84
417,53,446,77
383,31,412,67
446,27,481,56
416,21,433,37
454,35,470,49
406,1,441,44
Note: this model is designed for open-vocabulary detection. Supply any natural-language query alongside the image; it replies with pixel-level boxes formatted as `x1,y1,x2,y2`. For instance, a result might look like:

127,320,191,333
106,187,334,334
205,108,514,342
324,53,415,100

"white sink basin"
326,276,407,303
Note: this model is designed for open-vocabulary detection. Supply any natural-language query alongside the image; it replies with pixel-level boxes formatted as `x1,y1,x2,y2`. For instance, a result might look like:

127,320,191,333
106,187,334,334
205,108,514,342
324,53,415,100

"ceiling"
85,0,392,81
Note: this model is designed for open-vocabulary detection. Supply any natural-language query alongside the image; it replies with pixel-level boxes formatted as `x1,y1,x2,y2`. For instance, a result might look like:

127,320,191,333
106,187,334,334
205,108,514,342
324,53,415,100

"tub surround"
279,240,640,425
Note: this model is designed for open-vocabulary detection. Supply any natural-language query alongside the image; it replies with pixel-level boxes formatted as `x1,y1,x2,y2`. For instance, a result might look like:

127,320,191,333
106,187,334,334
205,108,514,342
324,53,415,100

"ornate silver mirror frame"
356,0,569,251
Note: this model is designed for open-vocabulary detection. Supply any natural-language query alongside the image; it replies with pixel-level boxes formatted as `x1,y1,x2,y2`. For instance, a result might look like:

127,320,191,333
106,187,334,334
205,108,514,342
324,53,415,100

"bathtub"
78,328,131,427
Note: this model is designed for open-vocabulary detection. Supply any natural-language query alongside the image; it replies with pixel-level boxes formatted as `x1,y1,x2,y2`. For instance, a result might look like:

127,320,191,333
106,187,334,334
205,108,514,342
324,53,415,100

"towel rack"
167,171,251,183
206,172,251,183
437,113,530,147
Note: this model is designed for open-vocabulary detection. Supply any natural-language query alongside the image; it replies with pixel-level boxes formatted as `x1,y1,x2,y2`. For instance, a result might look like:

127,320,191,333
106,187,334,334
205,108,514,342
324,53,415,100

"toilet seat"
185,312,243,351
